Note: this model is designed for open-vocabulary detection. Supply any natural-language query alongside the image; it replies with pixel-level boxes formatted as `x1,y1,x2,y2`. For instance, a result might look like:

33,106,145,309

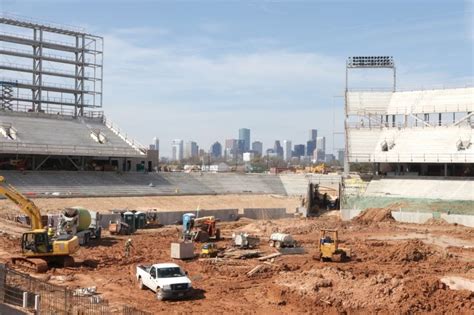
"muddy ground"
1,214,473,314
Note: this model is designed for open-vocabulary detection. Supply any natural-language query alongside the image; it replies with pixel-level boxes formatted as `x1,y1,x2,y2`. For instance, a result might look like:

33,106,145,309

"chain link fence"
0,264,150,315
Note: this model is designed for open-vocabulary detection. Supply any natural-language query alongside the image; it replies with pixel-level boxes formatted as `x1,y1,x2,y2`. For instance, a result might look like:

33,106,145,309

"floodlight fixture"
347,56,394,68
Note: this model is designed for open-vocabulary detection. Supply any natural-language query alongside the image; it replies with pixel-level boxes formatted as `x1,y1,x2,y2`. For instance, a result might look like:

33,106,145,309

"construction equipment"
200,243,218,258
182,213,220,242
232,232,260,249
269,233,297,248
314,229,350,262
0,176,79,272
109,220,132,235
57,207,102,245
306,163,327,174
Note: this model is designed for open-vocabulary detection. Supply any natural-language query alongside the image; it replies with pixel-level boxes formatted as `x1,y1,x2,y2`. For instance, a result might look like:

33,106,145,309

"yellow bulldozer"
314,229,350,262
0,176,79,272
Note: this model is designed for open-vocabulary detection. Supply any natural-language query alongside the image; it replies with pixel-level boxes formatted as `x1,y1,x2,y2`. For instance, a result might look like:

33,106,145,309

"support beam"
34,155,50,170
453,112,474,126
66,156,80,170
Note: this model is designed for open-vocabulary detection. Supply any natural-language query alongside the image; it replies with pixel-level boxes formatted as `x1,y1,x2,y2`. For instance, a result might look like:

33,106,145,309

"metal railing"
0,141,143,157
348,152,474,163
0,263,151,314
0,103,103,117
103,116,148,154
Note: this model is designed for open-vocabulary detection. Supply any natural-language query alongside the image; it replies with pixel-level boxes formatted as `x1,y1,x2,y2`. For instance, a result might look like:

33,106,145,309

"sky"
0,0,473,158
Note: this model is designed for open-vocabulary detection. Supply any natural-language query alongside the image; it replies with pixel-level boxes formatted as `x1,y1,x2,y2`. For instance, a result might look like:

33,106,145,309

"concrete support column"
444,163,448,177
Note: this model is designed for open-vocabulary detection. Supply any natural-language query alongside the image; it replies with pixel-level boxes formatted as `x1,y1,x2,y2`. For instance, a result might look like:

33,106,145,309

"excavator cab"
22,230,52,254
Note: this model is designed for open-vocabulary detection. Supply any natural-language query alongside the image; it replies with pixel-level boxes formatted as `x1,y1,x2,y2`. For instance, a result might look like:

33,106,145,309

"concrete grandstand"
343,58,473,215
0,16,158,172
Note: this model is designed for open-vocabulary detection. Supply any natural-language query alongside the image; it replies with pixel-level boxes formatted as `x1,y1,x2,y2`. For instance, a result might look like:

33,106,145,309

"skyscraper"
309,129,318,141
306,140,316,157
283,140,292,161
252,141,263,156
293,144,305,158
225,139,238,160
239,128,251,152
316,136,326,153
316,136,326,162
337,149,345,164
210,142,222,159
274,140,283,158
185,141,198,159
153,137,159,152
171,139,183,161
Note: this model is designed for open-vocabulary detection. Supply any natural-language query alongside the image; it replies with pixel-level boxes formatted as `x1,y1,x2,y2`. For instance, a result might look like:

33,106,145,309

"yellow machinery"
0,176,79,272
200,243,218,258
306,164,327,174
315,229,350,262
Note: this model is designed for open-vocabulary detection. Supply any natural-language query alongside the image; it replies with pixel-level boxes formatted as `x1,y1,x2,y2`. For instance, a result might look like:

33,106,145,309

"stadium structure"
0,15,158,172
343,56,473,214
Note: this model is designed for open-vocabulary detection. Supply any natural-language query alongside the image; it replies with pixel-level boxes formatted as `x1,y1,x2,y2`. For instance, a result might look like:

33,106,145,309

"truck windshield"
157,267,185,278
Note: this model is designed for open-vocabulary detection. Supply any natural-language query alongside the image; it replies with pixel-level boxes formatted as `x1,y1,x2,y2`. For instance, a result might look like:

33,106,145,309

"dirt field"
0,194,302,214
1,212,473,314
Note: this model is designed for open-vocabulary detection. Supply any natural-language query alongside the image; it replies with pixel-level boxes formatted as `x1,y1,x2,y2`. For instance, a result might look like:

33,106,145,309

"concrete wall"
243,208,290,220
340,209,362,220
155,209,239,225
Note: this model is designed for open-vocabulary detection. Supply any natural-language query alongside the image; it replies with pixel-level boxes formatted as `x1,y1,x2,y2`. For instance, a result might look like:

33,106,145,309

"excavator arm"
0,176,43,230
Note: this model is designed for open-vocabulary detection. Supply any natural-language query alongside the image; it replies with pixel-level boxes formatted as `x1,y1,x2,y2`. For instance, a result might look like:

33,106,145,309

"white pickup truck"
136,263,192,300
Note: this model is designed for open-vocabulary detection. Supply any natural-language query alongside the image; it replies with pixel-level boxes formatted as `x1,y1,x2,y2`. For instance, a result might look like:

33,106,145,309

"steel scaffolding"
0,15,103,116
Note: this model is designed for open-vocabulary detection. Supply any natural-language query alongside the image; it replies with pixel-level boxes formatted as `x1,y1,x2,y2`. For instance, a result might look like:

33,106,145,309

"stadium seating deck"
0,111,145,157
348,127,474,163
347,87,474,115
0,171,321,197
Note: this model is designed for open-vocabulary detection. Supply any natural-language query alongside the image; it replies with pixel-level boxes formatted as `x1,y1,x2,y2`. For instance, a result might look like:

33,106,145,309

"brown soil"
0,205,473,314
0,194,301,214
353,207,395,224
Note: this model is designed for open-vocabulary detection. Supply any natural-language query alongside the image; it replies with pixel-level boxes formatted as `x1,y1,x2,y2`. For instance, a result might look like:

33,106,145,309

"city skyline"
161,127,328,162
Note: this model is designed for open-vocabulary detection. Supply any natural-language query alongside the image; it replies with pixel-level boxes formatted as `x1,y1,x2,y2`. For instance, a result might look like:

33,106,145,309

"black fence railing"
0,264,151,315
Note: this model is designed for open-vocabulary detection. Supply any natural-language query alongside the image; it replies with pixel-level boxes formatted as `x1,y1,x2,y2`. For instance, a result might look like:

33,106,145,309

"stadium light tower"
345,56,396,92
343,56,396,176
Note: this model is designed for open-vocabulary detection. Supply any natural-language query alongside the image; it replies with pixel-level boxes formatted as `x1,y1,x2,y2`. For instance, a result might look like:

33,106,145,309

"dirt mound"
353,207,395,223
425,218,452,226
386,240,434,262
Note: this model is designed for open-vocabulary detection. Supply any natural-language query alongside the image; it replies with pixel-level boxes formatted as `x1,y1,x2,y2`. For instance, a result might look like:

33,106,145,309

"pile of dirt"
353,207,395,224
426,218,452,226
385,239,434,263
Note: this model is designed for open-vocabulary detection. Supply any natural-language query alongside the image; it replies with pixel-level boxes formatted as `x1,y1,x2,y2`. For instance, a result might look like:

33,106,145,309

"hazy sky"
1,0,473,157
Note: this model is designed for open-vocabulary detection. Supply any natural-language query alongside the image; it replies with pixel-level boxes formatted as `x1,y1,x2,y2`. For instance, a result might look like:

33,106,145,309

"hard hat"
128,238,132,242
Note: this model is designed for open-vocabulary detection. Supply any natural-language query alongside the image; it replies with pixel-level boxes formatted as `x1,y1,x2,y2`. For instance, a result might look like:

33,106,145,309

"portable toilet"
135,212,146,229
123,211,136,233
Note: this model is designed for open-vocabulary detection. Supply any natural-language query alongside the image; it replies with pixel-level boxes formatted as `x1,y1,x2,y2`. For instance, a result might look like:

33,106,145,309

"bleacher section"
0,111,145,157
348,127,474,163
347,87,474,115
0,171,330,197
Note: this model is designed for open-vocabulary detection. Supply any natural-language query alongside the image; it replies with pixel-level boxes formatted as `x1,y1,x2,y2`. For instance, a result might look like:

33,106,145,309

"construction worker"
47,225,55,239
124,238,134,258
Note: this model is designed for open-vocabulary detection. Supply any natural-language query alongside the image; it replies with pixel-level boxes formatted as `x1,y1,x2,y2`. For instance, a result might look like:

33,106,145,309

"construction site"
0,13,473,315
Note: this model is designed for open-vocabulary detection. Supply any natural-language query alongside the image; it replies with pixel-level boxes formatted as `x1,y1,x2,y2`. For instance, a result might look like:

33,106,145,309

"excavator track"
11,257,48,273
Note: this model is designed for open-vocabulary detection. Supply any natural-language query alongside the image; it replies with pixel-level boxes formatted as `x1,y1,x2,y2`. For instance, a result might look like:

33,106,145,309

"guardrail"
348,153,474,163
0,141,143,157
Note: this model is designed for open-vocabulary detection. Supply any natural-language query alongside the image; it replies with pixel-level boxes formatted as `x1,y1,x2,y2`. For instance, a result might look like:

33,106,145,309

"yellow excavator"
0,176,80,272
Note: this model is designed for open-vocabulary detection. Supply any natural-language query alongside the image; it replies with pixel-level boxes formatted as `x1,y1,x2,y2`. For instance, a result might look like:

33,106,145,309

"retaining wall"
243,208,290,220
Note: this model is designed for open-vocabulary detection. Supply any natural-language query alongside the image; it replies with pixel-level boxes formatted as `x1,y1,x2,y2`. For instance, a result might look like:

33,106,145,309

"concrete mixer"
57,207,102,245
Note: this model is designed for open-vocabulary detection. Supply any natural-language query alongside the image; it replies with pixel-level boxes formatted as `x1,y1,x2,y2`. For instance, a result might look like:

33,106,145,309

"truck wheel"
96,227,102,239
84,234,90,245
269,240,275,247
138,278,145,290
156,288,164,301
